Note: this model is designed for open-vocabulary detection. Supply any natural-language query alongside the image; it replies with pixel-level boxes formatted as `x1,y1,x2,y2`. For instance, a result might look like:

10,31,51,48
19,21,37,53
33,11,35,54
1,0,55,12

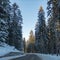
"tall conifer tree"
35,6,47,53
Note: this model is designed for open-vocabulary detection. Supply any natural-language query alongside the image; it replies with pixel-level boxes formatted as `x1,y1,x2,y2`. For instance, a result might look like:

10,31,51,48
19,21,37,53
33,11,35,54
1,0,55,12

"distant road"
11,54,42,60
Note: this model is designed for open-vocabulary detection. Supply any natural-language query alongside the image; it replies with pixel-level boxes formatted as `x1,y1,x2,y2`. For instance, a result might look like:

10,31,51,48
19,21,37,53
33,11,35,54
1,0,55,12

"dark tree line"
47,0,60,55
35,0,60,55
0,0,23,51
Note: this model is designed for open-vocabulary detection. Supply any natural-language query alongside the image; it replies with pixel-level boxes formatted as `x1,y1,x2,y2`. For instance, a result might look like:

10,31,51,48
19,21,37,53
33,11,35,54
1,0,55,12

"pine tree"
35,6,48,53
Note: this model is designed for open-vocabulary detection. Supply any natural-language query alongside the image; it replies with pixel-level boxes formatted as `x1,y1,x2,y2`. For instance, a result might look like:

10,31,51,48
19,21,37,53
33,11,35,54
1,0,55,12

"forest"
0,0,60,59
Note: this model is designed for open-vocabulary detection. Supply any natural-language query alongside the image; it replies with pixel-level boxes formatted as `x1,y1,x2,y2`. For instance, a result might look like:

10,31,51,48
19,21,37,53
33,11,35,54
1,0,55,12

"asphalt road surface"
11,54,42,60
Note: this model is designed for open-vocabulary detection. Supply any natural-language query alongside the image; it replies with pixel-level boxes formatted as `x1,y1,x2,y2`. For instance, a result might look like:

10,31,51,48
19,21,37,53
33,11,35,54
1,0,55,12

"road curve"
11,54,42,60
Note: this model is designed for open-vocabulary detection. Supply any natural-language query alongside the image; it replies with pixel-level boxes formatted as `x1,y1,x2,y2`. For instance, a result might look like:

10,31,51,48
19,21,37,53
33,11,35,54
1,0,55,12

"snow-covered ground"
36,54,60,60
1,53,59,60
0,44,60,60
0,55,26,60
0,43,20,56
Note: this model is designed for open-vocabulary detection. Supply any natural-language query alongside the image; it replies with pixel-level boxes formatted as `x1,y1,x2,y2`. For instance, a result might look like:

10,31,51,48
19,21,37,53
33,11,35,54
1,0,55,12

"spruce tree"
47,0,60,54
8,3,23,50
35,6,47,53
0,0,10,44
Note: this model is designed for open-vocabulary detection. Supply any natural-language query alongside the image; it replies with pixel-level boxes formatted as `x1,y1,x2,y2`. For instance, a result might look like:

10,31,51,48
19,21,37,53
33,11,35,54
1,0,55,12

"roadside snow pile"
0,43,20,56
36,54,60,60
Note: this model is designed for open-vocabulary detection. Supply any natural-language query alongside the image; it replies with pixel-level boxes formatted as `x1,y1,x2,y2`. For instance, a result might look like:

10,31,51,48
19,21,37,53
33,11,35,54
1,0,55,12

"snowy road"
0,54,41,60
11,54,42,60
0,53,60,60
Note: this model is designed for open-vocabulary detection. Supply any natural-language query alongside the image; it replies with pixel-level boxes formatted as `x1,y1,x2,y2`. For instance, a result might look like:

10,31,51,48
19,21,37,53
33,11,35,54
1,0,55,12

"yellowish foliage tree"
26,30,35,53
28,30,35,44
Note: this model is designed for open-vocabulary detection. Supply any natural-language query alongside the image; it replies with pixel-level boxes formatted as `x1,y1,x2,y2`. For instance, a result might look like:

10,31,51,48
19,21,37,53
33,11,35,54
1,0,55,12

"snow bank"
36,54,60,60
0,43,20,56
0,54,26,60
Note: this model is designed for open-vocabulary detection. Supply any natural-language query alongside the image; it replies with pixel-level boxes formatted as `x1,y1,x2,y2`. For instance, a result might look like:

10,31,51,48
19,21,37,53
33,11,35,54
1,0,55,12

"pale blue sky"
10,0,47,40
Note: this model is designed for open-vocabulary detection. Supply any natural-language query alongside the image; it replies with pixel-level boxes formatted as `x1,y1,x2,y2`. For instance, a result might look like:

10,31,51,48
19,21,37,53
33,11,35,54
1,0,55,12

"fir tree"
8,3,23,50
47,0,60,54
35,6,48,53
0,0,10,44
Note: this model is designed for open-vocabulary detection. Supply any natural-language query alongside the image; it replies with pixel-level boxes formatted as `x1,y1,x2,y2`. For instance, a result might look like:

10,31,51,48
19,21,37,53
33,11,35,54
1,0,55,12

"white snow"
36,54,60,60
0,54,26,60
0,43,20,56
0,44,60,60
0,19,6,24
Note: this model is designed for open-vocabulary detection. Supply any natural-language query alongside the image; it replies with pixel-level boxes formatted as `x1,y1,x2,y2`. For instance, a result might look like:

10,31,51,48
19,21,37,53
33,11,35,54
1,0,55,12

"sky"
10,0,47,41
